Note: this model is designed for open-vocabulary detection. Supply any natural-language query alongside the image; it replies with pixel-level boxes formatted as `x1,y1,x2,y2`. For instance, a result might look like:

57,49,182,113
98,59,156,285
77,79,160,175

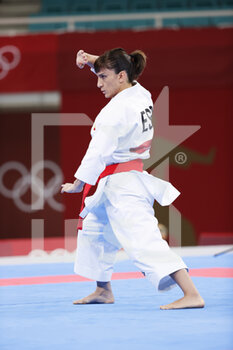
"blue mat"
0,254,233,350
0,254,232,278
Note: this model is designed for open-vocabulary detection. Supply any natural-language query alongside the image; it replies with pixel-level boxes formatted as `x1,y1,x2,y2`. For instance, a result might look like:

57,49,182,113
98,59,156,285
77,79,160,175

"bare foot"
160,294,205,310
73,282,114,305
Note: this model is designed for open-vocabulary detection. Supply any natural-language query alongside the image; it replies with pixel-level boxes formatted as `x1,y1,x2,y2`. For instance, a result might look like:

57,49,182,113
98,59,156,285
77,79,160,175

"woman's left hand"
61,179,84,193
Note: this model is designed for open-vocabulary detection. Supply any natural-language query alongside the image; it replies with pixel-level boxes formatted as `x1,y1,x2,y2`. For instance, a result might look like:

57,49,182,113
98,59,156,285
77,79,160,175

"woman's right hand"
76,50,99,69
76,50,88,69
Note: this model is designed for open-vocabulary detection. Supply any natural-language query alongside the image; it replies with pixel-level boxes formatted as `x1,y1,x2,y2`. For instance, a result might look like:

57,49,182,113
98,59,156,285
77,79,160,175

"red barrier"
0,28,232,247
0,34,58,92
0,28,232,93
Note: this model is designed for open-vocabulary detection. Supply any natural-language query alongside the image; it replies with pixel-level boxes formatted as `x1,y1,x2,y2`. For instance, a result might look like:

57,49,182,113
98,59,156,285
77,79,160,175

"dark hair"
94,48,147,83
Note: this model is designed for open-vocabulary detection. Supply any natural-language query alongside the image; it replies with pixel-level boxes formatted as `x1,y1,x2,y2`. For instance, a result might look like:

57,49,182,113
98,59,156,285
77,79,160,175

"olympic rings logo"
0,45,21,80
0,160,64,212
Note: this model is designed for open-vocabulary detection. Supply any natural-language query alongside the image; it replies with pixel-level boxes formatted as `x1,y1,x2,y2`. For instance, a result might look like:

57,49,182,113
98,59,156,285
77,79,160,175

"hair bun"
130,50,147,80
129,54,134,62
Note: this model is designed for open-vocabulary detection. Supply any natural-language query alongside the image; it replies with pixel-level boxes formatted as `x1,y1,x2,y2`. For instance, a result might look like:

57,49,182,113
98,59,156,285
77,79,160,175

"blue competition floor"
0,254,233,350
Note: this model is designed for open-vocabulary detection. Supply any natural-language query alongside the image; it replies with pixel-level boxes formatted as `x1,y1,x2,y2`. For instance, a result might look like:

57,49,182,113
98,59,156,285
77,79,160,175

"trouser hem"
74,263,112,282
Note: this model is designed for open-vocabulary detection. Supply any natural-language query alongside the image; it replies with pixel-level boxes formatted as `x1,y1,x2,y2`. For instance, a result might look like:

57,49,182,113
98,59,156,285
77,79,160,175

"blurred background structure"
0,0,233,256
0,0,233,33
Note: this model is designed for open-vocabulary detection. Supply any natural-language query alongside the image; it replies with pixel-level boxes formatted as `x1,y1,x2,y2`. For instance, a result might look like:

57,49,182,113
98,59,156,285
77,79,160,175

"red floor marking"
0,274,91,286
0,268,232,287
0,271,143,287
189,267,233,278
112,272,143,280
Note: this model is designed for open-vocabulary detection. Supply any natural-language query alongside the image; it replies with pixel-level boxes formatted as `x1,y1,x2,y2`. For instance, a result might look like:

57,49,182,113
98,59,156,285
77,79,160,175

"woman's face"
96,68,125,99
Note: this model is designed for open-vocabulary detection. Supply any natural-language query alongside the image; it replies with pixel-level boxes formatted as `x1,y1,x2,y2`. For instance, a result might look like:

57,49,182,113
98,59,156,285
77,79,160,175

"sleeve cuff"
74,167,99,186
90,67,96,75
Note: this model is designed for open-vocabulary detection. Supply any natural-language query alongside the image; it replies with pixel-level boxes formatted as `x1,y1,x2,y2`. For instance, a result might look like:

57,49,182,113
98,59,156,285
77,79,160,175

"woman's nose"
97,78,102,88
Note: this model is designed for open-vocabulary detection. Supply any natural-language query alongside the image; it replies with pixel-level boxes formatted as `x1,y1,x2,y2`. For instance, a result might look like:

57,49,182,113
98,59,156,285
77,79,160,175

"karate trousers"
74,171,187,291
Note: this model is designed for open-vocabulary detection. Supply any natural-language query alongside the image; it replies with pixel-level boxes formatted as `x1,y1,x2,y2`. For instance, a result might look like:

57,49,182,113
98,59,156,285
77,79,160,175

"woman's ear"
118,70,128,83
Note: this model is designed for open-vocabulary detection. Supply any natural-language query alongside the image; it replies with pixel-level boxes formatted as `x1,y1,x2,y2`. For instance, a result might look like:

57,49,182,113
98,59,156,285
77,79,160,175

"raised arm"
76,50,99,69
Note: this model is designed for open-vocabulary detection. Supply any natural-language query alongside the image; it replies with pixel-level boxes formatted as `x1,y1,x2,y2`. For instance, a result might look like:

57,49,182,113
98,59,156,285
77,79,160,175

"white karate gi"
74,82,187,291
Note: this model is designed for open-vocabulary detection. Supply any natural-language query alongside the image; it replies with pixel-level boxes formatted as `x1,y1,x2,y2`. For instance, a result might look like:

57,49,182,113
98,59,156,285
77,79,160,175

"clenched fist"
61,179,84,193
76,50,88,69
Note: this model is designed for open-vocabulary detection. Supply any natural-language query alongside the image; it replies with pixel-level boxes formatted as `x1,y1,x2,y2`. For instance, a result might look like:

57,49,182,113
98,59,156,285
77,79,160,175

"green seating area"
29,22,68,32
29,18,156,32
28,0,233,32
75,18,155,30
38,0,233,14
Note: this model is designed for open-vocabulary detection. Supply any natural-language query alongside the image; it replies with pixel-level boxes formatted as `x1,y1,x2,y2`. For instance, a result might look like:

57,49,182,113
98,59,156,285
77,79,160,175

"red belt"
77,159,143,230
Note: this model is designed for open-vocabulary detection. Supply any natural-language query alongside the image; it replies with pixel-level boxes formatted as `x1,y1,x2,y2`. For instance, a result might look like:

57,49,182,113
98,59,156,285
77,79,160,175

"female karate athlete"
61,48,204,310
